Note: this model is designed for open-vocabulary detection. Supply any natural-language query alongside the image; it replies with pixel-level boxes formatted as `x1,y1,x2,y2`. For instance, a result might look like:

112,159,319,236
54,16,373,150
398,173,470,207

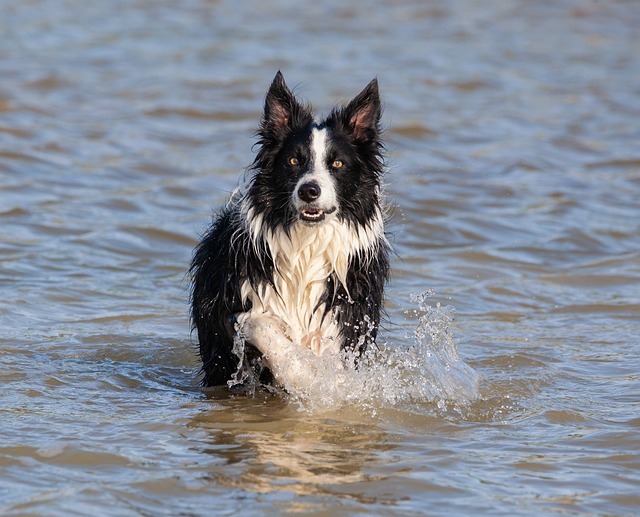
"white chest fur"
240,219,347,355
240,203,385,356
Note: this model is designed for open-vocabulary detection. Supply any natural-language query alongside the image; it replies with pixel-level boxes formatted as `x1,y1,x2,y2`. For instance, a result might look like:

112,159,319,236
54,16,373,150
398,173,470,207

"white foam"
229,290,480,412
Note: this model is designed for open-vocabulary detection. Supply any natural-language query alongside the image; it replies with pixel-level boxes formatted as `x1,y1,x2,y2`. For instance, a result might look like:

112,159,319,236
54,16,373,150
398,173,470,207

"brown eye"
332,159,344,169
289,157,299,166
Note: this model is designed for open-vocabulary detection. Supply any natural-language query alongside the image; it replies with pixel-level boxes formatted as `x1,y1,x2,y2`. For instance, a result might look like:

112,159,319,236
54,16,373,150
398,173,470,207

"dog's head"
248,71,384,231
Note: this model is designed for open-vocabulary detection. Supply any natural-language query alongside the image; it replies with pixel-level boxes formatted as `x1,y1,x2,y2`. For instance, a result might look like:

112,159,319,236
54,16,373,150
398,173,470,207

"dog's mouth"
299,206,337,223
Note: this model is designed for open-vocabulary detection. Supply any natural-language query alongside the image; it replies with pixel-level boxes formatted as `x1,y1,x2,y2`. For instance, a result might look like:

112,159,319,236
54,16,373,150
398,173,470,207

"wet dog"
190,72,390,390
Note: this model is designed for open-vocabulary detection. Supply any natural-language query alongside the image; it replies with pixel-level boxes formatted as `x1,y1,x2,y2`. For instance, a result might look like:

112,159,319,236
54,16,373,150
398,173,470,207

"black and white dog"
190,72,390,390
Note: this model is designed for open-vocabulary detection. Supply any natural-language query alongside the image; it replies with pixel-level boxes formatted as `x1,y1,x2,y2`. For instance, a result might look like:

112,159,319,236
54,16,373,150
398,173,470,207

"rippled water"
2,0,639,515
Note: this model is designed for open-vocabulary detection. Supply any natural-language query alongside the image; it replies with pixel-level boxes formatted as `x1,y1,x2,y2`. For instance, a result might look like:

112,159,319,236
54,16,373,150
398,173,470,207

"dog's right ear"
262,71,310,132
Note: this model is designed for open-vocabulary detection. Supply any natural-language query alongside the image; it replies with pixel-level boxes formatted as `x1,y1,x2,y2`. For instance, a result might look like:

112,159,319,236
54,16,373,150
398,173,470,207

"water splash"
229,290,480,411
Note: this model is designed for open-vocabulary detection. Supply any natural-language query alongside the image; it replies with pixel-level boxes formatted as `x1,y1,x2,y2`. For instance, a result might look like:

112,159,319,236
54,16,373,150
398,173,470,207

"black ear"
342,78,382,142
262,71,307,132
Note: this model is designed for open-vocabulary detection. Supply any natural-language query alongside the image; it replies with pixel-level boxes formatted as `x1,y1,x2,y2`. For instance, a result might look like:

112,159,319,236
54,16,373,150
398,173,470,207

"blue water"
1,0,639,515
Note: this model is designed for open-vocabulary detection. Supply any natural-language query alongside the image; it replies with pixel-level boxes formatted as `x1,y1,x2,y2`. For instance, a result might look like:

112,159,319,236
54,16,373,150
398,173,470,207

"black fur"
190,71,390,388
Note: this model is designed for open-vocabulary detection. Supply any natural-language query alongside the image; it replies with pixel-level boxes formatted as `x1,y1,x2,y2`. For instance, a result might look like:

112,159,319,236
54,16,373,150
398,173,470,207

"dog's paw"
301,330,322,355
236,312,291,355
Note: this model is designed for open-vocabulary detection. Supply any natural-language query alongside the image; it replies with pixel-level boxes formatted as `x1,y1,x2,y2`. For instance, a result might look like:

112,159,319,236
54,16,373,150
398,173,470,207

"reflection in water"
2,0,639,515
190,399,395,501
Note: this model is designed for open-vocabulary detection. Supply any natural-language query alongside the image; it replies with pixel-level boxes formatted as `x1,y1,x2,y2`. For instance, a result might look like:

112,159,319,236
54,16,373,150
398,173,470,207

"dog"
190,71,390,391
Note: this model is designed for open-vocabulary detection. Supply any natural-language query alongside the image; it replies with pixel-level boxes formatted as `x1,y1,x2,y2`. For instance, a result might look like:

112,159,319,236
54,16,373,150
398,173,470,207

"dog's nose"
298,181,321,203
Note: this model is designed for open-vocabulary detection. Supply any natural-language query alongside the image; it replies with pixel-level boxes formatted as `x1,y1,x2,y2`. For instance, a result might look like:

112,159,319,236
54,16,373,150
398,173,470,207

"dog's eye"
288,157,299,166
331,159,344,169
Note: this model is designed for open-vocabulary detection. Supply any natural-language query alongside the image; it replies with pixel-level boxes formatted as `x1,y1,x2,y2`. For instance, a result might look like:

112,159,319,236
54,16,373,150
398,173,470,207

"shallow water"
2,0,639,515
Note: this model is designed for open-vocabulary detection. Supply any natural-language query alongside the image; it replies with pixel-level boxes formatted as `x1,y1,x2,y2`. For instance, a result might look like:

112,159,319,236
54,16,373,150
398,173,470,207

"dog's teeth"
300,208,326,222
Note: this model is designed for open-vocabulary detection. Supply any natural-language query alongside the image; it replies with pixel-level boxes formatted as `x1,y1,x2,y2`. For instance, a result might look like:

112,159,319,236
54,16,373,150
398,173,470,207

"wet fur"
190,72,390,388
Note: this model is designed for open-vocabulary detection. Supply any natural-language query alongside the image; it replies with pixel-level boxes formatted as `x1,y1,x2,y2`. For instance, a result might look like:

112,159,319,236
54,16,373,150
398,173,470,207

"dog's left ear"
343,78,382,142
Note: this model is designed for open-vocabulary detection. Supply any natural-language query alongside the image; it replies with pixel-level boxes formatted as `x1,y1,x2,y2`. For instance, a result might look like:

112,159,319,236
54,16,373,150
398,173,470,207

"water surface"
1,0,639,515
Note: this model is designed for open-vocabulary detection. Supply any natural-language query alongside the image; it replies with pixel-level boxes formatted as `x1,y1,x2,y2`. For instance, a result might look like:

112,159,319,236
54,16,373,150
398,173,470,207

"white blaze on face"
293,127,338,211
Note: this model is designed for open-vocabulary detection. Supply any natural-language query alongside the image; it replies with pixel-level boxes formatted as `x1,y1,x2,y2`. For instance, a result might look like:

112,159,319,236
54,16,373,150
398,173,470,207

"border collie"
190,72,390,391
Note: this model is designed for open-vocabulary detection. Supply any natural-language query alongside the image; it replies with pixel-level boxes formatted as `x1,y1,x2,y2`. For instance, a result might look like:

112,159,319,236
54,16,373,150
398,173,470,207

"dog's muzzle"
296,181,337,223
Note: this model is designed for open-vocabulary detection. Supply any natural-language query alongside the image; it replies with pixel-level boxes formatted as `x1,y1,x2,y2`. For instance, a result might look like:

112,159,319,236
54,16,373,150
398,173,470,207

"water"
1,0,639,515
227,290,479,409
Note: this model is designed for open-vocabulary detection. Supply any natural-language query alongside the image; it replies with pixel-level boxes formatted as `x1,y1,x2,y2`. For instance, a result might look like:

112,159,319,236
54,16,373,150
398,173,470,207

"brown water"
2,0,640,515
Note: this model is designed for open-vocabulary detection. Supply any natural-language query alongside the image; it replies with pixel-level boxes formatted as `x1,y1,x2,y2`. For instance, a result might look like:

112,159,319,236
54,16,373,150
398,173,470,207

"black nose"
298,181,321,203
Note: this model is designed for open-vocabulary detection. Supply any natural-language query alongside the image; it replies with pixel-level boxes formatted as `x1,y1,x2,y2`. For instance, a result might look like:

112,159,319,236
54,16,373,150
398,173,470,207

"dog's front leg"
237,312,323,393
